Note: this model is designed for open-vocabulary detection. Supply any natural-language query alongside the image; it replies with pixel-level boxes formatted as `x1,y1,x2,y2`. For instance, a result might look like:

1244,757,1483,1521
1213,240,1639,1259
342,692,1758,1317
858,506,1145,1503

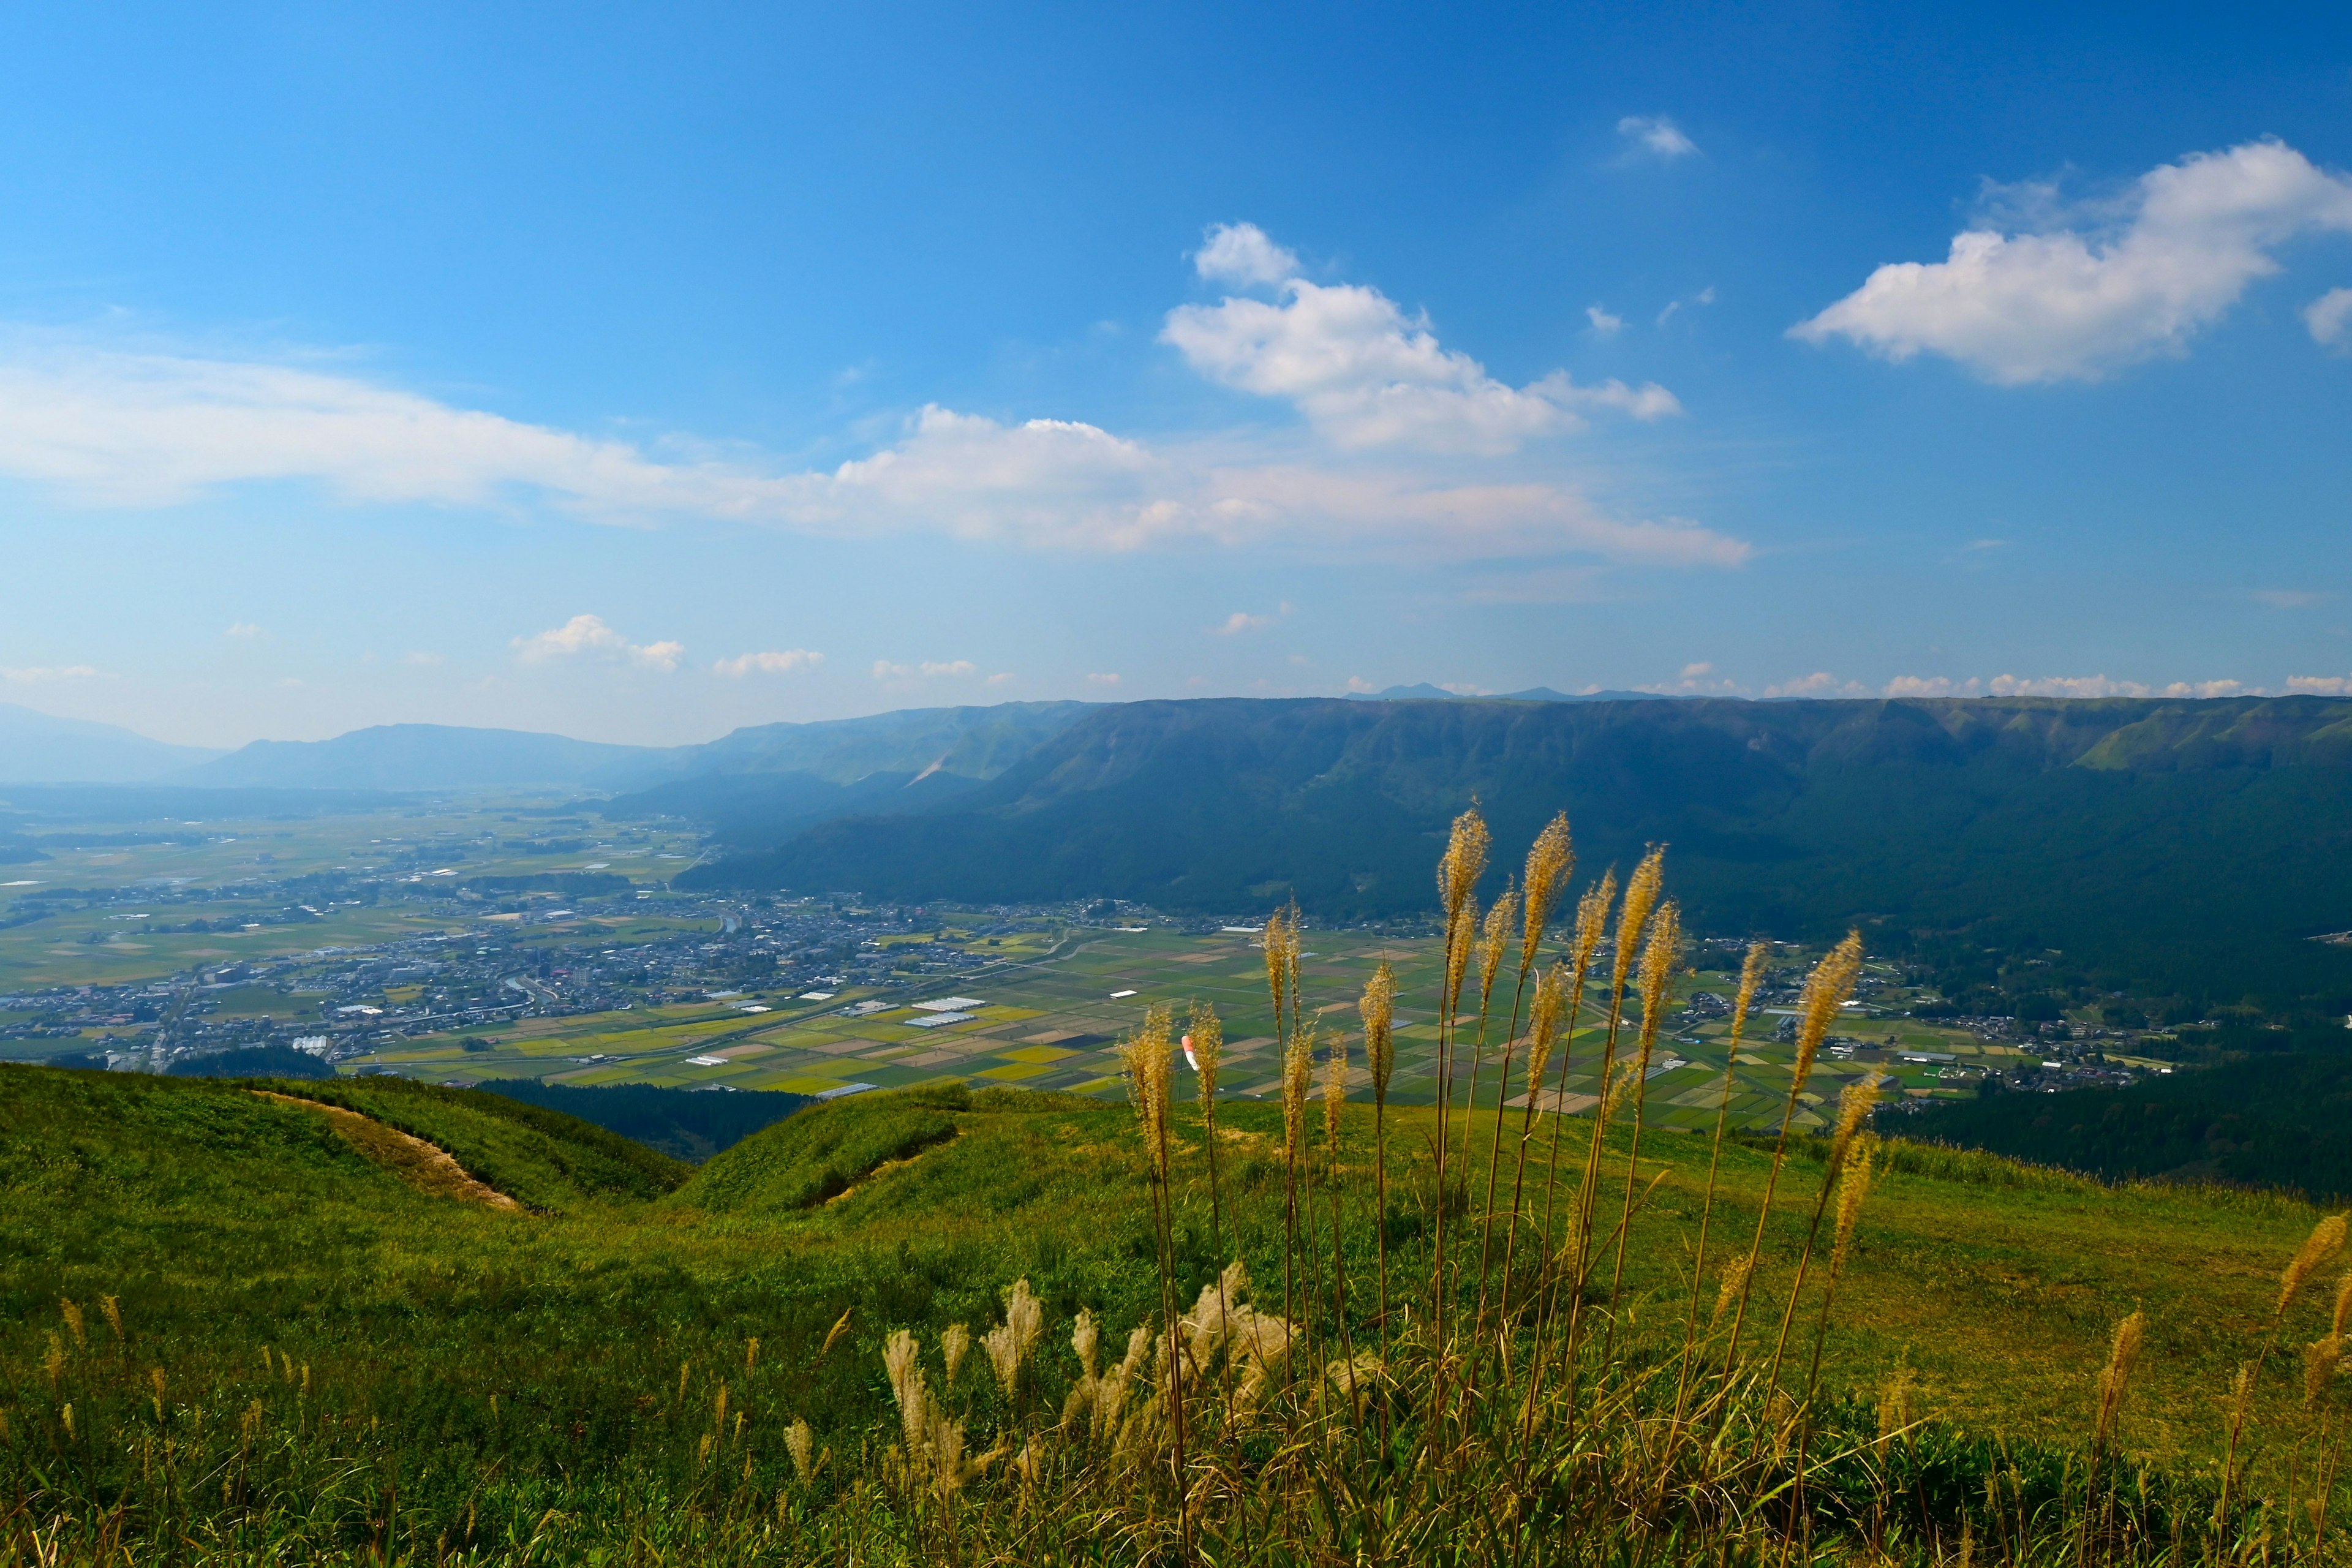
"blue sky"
2,1,2350,746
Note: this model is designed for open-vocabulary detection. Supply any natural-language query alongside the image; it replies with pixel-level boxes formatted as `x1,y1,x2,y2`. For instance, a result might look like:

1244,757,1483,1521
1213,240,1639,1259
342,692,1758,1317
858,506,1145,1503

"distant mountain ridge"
1346,684,1672,703
170,702,1096,794
0,703,225,783
679,694,2352,1008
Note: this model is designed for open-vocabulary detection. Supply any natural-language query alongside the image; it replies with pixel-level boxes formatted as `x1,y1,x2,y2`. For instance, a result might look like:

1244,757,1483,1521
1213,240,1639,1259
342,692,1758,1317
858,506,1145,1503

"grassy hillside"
685,695,2352,1009
3,1062,2345,1562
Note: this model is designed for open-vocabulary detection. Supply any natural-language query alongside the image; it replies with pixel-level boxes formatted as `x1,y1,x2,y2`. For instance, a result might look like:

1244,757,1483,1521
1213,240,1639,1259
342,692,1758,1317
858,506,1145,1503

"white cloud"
1193,222,1300,288
2253,589,2329,608
1345,676,1378,693
1617,116,1699,160
986,671,1015,687
1887,673,2256,698
0,292,1727,567
872,659,976,680
1585,305,1624,337
512,614,683,672
2308,287,2352,350
1765,672,1869,698
1883,676,1980,698
1642,662,1746,696
1163,251,1679,453
0,664,99,684
2290,675,2352,695
1656,286,1716,327
1795,140,2352,383
224,622,262,639
1085,672,1122,687
714,649,824,677
402,651,444,666
1214,611,1272,636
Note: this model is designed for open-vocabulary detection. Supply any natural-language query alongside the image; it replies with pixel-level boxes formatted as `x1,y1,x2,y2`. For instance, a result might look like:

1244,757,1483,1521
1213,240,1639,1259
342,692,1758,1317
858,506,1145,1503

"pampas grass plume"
1611,848,1666,994
1525,963,1567,1091
1360,962,1396,1105
2095,1309,2144,1445
1324,1027,1348,1150
1520,812,1574,970
786,1418,814,1483
1479,883,1518,1003
941,1323,970,1386
2281,1213,2348,1316
1439,805,1491,920
1574,870,1615,975
1637,899,1681,1033
1283,1028,1313,1163
1831,1134,1877,1272
1733,941,1769,1038
1189,1000,1224,1109
1792,932,1865,1090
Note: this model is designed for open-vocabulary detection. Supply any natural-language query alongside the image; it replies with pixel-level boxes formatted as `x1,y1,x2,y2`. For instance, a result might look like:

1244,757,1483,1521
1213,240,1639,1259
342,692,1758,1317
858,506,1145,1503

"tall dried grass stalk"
1359,962,1398,1349
1519,870,1615,1429
1769,1065,1884,1391
1721,931,1864,1379
1428,804,1489,1434
1498,963,1570,1311
942,1324,970,1388
1603,897,1681,1344
2095,1310,2146,1448
1671,941,1771,1426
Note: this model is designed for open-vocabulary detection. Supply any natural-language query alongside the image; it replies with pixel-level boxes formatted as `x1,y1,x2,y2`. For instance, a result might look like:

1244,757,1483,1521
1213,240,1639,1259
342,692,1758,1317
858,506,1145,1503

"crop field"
370,924,2021,1131
0,799,704,993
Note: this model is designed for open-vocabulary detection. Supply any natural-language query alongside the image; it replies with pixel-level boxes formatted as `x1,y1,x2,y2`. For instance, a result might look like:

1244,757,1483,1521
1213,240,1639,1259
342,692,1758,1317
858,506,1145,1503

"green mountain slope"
683,695,2352,1007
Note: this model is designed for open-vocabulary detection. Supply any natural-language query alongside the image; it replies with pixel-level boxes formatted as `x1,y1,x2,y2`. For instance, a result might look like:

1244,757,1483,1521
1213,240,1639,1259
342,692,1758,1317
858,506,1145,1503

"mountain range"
678,694,2352,1010
13,691,2352,1010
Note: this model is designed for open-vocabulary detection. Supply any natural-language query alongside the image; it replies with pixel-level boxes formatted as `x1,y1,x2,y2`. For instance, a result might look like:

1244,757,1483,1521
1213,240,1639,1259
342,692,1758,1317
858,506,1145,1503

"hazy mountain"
680,694,2352,1008
175,702,1096,796
0,703,225,783
641,701,1092,785
181,724,660,791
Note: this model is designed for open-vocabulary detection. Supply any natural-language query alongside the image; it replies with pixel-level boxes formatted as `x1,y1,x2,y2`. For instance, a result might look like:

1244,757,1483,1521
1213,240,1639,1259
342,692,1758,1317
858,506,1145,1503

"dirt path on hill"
251,1091,522,1210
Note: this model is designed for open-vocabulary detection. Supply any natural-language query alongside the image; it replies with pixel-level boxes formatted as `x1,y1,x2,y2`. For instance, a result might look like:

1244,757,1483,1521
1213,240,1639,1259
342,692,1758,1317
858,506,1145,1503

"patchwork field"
372,925,2016,1131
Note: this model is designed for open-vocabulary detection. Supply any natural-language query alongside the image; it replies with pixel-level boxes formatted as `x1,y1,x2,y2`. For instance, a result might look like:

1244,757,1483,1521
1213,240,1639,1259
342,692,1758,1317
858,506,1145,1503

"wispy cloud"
1616,115,1699,160
1212,601,1292,636
1585,305,1624,337
872,658,976,680
0,664,99,684
1655,286,1716,327
2253,588,2329,609
224,622,263,639
512,614,683,672
1795,140,2352,383
0,231,1734,575
1085,671,1121,687
714,649,824,677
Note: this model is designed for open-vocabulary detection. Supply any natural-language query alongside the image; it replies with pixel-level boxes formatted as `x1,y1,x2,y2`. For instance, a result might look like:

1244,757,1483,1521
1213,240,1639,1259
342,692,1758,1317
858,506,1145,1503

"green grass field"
2,1054,2342,1563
